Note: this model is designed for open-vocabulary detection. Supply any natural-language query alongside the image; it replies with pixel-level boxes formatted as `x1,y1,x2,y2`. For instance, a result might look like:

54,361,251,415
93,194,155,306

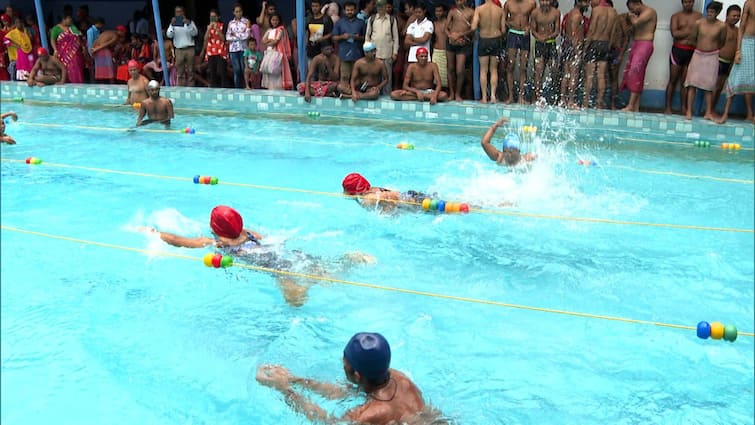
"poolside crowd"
1,0,754,123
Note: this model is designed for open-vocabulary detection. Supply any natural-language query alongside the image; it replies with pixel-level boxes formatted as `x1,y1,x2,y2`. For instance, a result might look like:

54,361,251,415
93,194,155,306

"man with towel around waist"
620,0,657,112
717,0,755,124
684,1,727,121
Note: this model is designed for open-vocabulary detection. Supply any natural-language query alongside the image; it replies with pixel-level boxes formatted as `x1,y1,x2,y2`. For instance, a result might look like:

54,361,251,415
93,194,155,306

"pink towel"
684,49,719,91
621,40,654,94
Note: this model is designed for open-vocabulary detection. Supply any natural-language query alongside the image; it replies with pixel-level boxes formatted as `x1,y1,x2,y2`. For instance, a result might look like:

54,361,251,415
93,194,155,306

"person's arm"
481,118,508,161
1,112,19,122
350,61,360,102
240,19,251,41
735,1,751,63
56,58,67,84
136,102,147,126
430,63,441,104
188,20,199,37
156,229,214,248
391,17,399,59
166,20,175,38
470,8,480,32
167,99,175,120
256,365,338,423
377,60,388,92
289,375,350,399
365,17,374,43
27,60,41,86
549,12,561,40
257,2,268,26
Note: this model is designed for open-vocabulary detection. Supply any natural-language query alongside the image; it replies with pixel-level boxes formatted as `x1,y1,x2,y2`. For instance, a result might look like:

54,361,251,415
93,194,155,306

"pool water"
1,103,753,424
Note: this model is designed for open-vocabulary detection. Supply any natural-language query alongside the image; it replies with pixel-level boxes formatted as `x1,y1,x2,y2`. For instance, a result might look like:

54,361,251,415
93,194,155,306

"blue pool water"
1,102,753,424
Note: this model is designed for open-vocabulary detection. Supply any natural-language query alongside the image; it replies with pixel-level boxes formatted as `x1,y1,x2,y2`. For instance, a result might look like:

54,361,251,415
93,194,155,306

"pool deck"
2,82,753,147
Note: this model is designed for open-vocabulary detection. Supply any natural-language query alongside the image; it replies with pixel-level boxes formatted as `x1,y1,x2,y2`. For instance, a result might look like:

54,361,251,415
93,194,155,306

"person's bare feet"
685,112,692,120
703,113,719,122
480,97,488,104
715,114,728,124
664,108,672,114
454,95,463,101
504,96,514,104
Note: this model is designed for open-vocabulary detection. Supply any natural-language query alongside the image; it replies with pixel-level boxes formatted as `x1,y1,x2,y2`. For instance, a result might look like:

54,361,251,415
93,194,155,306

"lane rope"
3,225,751,337
3,158,753,234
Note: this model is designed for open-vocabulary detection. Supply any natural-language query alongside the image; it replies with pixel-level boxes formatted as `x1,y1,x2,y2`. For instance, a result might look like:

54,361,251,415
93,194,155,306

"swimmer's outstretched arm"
290,375,350,399
481,118,509,161
142,227,214,248
257,365,339,423
1,112,18,121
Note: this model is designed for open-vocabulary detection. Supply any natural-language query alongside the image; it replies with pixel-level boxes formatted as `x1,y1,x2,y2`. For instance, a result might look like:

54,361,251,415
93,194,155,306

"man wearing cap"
90,25,126,83
339,42,388,102
136,80,174,128
27,48,67,86
390,47,447,104
299,39,340,102
257,332,431,424
481,117,537,166
365,0,399,95
166,5,199,86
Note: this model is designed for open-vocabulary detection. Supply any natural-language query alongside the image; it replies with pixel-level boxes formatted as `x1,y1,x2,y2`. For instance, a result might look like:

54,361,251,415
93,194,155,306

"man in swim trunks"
481,117,537,167
256,332,437,425
0,111,18,145
582,0,617,109
390,47,447,103
713,5,742,110
503,0,536,104
717,0,755,124
620,0,657,113
445,0,474,101
26,47,66,87
136,80,174,128
300,39,340,102
559,0,590,108
471,0,505,103
340,42,388,101
664,0,702,115
684,1,727,121
342,172,434,213
530,0,560,103
144,205,374,306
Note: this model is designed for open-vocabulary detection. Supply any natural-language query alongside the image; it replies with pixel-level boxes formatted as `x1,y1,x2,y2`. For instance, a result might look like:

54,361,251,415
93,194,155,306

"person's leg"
685,87,696,120
277,276,309,307
489,56,499,103
479,55,490,103
703,91,717,121
383,57,393,96
583,62,595,108
534,57,545,101
518,50,529,104
596,61,608,109
745,93,754,122
665,63,682,113
207,55,219,87
715,94,734,124
505,49,517,103
186,50,196,86
446,51,457,100
233,51,245,88
455,52,467,101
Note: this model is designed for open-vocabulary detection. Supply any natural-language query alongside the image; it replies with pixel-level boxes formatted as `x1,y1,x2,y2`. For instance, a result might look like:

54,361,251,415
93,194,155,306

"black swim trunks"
534,40,558,62
478,37,502,57
506,29,530,51
446,39,471,55
670,43,695,67
718,59,732,76
584,40,611,62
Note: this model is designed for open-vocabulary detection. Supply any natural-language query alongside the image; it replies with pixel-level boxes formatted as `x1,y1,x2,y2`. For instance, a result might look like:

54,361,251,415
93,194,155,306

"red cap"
116,25,127,32
210,206,244,239
37,47,48,56
491,0,501,6
342,173,371,195
0,14,10,23
416,47,429,57
127,59,139,68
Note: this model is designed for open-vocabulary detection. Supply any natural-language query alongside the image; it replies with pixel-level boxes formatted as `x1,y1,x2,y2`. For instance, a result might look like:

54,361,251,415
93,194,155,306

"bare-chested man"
530,0,560,103
391,47,448,104
684,1,727,121
27,47,67,86
126,60,149,105
583,0,617,108
560,0,590,108
620,0,657,113
136,80,174,128
609,10,632,109
446,0,474,101
718,0,755,124
713,5,742,109
300,40,340,102
471,0,505,103
503,0,537,103
342,42,388,101
664,0,702,114
433,4,449,91
91,26,127,83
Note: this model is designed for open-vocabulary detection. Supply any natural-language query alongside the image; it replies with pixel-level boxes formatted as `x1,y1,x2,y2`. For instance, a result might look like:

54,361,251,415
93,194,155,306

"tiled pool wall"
2,82,753,146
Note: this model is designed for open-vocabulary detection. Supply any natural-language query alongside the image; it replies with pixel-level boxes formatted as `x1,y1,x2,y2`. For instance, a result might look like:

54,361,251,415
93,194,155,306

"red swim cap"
37,47,48,56
342,173,371,195
416,47,429,56
116,25,128,33
127,59,139,68
210,206,243,239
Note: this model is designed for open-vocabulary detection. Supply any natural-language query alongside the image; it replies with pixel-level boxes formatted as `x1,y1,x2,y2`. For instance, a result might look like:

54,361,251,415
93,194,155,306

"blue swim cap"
343,332,391,381
502,133,521,150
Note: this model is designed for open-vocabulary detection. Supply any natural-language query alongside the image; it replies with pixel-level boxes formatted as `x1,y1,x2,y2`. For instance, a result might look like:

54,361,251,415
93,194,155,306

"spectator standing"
50,14,87,83
202,9,229,88
366,0,399,95
305,0,334,67
166,6,198,86
405,3,433,64
332,1,366,88
227,3,251,88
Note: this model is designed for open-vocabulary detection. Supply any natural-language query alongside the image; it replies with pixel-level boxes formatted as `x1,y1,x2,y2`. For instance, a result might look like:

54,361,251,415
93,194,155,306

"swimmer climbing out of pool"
142,205,375,307
342,173,432,214
481,118,538,166
136,80,174,128
0,112,18,144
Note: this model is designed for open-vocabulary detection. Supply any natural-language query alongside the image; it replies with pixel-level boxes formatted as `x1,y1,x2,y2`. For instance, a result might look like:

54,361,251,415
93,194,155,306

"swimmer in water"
136,80,174,128
342,173,434,214
481,118,538,166
0,112,18,144
143,205,375,306
257,332,446,425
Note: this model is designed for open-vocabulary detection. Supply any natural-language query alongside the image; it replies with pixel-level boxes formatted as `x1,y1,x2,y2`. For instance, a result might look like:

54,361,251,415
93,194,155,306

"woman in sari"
260,13,293,90
50,15,87,83
4,17,33,81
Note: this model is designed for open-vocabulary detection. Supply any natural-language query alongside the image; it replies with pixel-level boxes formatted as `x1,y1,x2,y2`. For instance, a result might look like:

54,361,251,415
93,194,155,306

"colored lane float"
697,321,737,342
183,127,196,134
420,198,470,214
720,143,741,150
307,111,321,119
693,140,710,147
193,175,219,185
577,159,597,166
132,102,141,110
203,253,233,268
396,142,415,150
25,157,42,164
521,125,538,133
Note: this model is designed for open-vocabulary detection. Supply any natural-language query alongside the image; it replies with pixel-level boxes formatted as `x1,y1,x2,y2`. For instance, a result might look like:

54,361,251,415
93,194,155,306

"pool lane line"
19,121,207,135
3,158,754,234
610,165,754,184
616,136,755,151
3,224,753,338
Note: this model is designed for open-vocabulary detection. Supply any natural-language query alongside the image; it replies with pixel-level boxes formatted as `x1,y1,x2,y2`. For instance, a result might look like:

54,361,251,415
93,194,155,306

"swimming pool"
1,99,753,424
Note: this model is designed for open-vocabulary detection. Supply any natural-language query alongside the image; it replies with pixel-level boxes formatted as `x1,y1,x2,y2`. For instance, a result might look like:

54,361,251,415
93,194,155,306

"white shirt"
406,17,433,62
226,17,251,53
167,20,199,48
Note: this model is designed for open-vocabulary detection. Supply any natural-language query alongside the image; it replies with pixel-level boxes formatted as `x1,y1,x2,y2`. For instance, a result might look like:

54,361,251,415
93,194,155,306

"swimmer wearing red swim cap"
256,332,435,424
342,173,432,214
126,59,150,105
481,118,537,166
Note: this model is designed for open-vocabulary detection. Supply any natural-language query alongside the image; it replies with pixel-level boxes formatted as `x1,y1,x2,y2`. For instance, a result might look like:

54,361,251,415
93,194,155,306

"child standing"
244,38,263,89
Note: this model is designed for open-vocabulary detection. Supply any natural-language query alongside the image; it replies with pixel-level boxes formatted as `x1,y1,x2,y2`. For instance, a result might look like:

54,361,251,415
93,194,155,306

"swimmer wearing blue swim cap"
256,332,438,424
481,118,538,166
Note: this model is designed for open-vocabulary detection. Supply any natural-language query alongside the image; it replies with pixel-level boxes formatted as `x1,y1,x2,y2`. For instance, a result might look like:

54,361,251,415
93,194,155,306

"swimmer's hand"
256,364,292,391
0,136,16,145
136,226,158,234
495,117,509,126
